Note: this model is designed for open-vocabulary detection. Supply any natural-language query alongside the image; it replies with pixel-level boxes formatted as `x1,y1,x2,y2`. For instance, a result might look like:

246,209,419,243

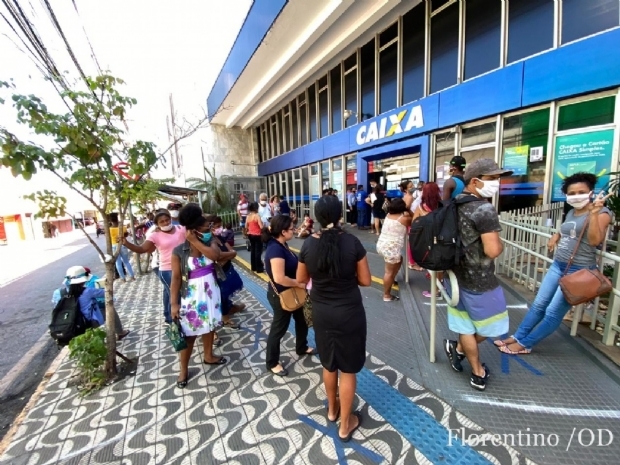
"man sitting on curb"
442,159,512,391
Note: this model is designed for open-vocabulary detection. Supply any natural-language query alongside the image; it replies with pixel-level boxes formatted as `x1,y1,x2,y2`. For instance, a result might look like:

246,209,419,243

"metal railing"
498,215,620,346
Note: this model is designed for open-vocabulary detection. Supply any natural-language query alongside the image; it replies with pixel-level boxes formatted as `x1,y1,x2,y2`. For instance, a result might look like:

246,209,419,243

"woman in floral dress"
170,204,227,388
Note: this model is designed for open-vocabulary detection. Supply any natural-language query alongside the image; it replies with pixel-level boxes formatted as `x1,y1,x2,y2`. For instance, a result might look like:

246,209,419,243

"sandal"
176,374,189,389
493,337,515,347
203,357,228,365
498,345,531,355
383,295,399,302
339,411,362,442
222,320,240,330
327,404,340,423
270,366,288,377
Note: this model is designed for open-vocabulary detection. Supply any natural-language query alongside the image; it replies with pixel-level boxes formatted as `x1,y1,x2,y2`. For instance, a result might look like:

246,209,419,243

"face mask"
408,188,415,194
160,224,173,232
260,200,267,206
475,179,500,198
566,192,591,209
198,231,212,244
170,211,179,218
214,227,223,235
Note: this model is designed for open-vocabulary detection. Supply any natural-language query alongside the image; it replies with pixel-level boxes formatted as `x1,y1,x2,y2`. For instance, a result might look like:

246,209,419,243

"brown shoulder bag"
558,214,612,306
269,279,306,311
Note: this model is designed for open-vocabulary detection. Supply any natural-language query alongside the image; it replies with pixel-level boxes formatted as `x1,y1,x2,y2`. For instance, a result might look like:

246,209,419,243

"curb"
0,347,68,457
0,332,53,400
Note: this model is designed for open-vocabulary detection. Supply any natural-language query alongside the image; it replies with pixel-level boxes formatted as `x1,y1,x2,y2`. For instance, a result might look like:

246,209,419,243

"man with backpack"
441,159,512,391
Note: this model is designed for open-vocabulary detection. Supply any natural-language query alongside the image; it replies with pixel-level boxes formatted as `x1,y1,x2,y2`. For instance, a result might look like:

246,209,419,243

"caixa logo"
355,105,424,146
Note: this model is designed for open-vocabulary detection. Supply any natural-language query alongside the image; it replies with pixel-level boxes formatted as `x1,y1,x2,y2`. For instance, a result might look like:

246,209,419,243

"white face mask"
160,224,173,232
170,211,179,218
566,192,591,209
260,200,267,206
475,179,500,198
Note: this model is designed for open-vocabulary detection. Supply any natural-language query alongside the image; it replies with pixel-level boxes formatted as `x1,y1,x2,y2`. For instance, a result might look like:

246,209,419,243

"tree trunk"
104,255,118,378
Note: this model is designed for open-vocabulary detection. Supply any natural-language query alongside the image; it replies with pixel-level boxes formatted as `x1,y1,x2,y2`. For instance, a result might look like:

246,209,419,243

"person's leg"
120,246,135,279
113,309,124,333
178,336,196,385
338,372,360,439
113,246,126,280
324,368,340,421
202,332,224,363
374,217,381,235
507,263,563,344
382,260,399,300
265,289,292,372
459,333,486,377
292,307,311,355
160,270,172,324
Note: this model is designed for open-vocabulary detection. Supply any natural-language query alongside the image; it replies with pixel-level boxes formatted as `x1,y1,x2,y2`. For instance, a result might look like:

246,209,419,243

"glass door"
310,164,320,219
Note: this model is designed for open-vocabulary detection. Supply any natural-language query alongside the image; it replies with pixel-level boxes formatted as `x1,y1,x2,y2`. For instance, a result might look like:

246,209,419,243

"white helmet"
64,266,89,285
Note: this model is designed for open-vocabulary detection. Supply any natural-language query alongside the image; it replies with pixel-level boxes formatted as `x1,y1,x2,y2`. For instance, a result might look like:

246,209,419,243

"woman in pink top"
123,209,186,324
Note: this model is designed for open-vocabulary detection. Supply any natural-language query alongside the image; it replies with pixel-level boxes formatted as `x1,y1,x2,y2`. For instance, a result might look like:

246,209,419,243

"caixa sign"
354,104,424,148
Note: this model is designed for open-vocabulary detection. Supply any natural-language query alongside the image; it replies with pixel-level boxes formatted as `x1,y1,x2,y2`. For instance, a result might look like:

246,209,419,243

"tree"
187,165,234,213
0,74,210,379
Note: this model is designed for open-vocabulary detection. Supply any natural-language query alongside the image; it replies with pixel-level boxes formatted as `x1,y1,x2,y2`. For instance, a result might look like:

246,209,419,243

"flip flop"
498,345,531,355
203,357,228,365
383,295,399,302
339,412,362,442
327,405,340,423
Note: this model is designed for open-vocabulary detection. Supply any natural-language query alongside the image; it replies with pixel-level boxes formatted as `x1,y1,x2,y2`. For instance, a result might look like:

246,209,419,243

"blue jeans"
357,207,368,228
159,270,173,324
113,245,134,280
513,261,596,349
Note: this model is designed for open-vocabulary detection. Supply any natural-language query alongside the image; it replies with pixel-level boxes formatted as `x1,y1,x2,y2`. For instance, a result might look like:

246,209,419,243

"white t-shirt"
237,201,249,216
369,193,377,204
412,195,422,212
258,202,272,223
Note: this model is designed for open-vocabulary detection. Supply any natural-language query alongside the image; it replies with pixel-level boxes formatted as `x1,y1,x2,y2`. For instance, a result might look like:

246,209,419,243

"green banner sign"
504,145,529,176
551,129,614,201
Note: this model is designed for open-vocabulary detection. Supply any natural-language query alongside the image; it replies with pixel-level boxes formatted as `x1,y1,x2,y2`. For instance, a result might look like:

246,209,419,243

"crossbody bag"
268,242,306,311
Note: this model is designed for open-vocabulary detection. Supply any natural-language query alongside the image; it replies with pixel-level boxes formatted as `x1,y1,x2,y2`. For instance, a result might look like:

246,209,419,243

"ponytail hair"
314,196,342,278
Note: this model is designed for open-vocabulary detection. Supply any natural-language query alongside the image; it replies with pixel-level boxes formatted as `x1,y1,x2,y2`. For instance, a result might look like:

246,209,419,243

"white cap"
65,266,89,285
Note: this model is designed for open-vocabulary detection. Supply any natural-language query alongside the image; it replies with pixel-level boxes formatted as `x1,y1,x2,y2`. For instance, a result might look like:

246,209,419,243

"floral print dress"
179,255,222,336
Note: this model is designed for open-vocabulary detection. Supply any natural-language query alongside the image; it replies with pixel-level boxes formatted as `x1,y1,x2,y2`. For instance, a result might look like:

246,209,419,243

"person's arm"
401,212,414,228
123,237,156,254
186,232,221,261
403,193,413,209
271,257,305,289
218,246,237,264
480,232,503,259
356,257,371,286
257,215,264,229
473,203,503,259
442,178,456,201
296,262,309,284
587,194,613,246
170,253,182,320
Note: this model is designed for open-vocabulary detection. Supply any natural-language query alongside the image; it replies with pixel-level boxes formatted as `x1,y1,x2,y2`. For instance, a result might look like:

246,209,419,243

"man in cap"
442,159,512,391
442,155,467,201
237,194,249,227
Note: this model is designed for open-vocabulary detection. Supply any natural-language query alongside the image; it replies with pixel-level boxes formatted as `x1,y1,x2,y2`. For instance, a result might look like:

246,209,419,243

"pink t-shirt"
146,226,186,271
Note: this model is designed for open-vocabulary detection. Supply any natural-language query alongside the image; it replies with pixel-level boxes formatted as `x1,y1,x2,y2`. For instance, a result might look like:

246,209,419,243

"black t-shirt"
299,232,366,303
264,239,299,293
452,194,502,292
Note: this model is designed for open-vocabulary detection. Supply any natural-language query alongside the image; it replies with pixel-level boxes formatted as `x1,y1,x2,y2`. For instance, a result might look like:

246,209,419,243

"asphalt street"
0,230,108,441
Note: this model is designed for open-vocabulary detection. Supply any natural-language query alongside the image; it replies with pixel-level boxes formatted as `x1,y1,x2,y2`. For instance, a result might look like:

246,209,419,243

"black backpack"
409,195,478,271
49,289,91,347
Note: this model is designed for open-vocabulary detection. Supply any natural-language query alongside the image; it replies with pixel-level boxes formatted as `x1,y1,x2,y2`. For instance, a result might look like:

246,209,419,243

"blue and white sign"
350,96,439,151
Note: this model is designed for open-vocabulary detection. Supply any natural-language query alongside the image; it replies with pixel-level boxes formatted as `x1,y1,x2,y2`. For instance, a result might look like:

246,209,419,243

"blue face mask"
198,231,212,244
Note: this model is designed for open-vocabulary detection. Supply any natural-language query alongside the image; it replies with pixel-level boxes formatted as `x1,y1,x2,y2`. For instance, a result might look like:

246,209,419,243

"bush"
68,327,108,396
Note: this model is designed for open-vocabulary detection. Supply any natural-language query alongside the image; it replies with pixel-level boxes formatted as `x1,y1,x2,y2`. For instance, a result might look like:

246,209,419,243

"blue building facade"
208,0,620,216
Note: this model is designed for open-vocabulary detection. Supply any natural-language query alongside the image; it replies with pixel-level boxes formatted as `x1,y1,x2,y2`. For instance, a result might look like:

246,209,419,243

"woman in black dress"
371,185,386,236
297,196,371,442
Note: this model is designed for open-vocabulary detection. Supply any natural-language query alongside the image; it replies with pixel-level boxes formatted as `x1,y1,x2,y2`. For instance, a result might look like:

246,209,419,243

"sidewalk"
0,268,531,465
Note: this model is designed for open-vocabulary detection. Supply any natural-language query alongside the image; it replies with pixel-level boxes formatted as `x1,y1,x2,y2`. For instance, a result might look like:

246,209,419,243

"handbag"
302,294,313,327
558,214,612,306
214,263,227,282
165,320,187,352
269,279,306,311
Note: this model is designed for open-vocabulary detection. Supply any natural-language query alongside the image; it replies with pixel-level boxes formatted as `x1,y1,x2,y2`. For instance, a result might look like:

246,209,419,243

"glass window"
311,164,318,176
301,166,310,214
299,94,308,146
263,124,270,160
344,69,358,127
270,118,276,159
321,161,330,189
308,84,317,142
291,99,299,150
379,41,398,114
275,112,282,155
330,65,342,133
500,108,550,212
430,1,459,94
464,0,501,80
557,96,616,131
432,0,451,11
461,121,496,147
346,156,357,190
434,132,456,191
508,0,554,64
332,158,342,171
287,170,294,204
360,40,375,120
283,108,290,154
562,0,620,45
402,4,425,104
380,23,398,47
256,127,263,162
319,87,328,138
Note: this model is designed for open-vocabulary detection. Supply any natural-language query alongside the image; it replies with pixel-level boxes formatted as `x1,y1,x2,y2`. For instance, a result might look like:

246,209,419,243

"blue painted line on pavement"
241,274,493,464
491,337,544,376
239,318,263,352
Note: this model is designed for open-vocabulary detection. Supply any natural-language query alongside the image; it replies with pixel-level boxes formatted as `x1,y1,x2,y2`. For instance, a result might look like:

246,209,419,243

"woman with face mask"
122,209,186,324
495,172,612,355
170,204,226,388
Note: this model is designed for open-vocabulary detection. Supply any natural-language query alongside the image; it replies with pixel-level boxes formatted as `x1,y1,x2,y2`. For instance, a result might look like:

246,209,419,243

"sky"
0,0,252,213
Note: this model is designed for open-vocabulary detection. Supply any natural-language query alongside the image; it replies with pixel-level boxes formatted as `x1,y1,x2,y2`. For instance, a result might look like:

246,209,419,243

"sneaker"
422,290,442,299
443,339,463,372
470,364,490,391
